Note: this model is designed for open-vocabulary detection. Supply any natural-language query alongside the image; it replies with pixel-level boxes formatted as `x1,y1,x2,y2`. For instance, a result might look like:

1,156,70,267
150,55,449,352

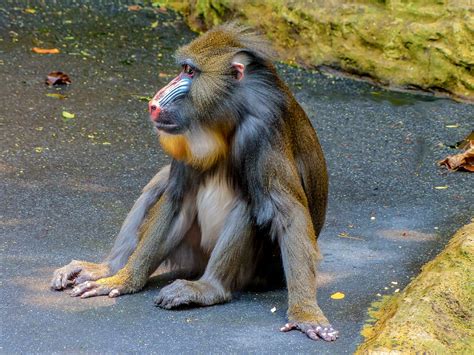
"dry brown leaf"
439,141,474,172
32,47,60,54
128,5,142,11
45,71,71,86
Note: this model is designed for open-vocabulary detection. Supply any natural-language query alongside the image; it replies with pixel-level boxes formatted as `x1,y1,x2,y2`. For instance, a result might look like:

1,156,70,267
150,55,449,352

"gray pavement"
1,2,473,353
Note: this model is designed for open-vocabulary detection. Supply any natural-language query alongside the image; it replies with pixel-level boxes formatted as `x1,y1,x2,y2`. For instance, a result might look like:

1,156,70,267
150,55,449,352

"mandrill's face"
147,29,251,169
148,63,196,135
148,58,233,170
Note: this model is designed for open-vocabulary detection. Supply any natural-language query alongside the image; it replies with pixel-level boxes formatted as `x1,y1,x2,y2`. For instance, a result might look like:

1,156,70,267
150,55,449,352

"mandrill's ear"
231,51,252,81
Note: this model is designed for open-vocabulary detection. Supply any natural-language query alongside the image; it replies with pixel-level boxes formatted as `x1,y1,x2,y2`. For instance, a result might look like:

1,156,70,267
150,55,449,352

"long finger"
70,281,96,297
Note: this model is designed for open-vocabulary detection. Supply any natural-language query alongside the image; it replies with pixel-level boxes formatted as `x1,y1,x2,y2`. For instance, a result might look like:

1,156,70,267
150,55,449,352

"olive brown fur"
51,23,337,342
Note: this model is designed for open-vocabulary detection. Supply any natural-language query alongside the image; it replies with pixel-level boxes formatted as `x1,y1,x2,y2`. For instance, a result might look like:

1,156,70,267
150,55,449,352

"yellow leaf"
34,147,43,153
62,111,75,119
331,292,345,300
434,186,448,190
446,124,459,128
25,8,36,14
151,21,159,28
46,93,66,99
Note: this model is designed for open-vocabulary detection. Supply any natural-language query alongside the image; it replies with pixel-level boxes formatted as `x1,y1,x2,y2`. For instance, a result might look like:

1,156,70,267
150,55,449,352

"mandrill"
51,23,337,342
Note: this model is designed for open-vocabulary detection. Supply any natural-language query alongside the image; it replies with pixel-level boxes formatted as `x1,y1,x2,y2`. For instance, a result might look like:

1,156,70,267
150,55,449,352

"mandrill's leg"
275,194,339,342
155,202,254,309
51,166,170,290
70,192,196,298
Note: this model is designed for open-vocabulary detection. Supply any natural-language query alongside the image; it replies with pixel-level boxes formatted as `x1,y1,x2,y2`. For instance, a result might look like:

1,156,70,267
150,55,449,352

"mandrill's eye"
183,64,195,77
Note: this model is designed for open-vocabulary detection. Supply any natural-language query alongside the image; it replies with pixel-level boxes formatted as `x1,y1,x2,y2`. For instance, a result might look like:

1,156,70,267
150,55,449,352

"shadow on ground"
1,2,473,353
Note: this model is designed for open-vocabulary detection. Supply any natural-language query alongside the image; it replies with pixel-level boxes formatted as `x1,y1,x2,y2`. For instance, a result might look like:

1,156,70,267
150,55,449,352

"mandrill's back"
284,89,329,238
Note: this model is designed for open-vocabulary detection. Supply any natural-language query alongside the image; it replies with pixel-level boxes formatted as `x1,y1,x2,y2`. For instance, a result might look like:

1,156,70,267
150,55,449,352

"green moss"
161,0,474,101
356,223,474,354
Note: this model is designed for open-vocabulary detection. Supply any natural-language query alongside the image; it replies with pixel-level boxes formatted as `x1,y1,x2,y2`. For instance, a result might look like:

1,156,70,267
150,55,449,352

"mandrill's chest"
196,168,238,252
158,127,229,170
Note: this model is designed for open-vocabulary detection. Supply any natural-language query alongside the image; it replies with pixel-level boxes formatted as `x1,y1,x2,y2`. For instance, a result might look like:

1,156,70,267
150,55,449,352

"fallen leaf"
102,142,111,145
337,232,365,241
24,8,36,14
128,5,142,11
32,47,60,54
270,307,276,313
330,292,345,300
158,72,168,78
434,186,448,190
34,147,43,153
46,93,66,99
46,71,71,86
131,94,152,102
151,21,159,29
62,111,75,120
445,123,460,128
438,141,474,172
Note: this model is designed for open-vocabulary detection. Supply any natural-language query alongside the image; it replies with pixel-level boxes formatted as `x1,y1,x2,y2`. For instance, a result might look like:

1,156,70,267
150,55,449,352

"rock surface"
163,0,474,101
356,223,474,354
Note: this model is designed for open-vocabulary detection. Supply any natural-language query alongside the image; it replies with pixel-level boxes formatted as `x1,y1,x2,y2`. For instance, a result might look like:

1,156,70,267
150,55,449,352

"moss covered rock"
356,223,474,354
159,0,474,101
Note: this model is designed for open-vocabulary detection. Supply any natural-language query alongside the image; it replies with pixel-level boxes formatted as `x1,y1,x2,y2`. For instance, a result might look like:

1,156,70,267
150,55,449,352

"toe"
70,281,95,297
109,289,120,298
81,289,99,298
316,326,339,342
280,323,298,332
306,328,320,341
51,274,63,290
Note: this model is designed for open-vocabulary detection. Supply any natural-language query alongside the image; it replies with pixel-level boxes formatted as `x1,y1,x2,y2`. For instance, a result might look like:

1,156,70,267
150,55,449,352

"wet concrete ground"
1,2,473,353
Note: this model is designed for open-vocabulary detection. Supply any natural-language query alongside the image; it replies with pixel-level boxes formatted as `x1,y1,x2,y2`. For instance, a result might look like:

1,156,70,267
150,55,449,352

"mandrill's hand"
69,272,136,299
51,260,111,290
280,305,339,342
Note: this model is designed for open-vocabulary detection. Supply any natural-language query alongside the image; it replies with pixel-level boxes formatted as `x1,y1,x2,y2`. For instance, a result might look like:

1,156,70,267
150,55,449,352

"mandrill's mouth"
154,118,180,134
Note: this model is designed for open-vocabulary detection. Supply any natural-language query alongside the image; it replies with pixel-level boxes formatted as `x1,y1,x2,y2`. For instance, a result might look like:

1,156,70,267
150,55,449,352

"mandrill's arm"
268,163,338,342
50,165,170,290
69,189,196,298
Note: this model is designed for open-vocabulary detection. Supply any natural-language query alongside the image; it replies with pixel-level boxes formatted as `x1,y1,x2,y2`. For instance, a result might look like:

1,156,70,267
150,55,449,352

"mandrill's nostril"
151,105,157,111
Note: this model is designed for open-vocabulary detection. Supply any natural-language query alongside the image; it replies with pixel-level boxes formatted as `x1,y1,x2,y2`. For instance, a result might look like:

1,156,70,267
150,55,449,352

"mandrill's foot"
280,321,339,342
70,273,135,299
51,260,111,290
281,305,339,341
154,279,230,309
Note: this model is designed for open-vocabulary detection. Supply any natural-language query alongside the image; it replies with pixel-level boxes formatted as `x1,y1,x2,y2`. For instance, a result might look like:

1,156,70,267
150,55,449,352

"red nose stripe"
149,105,161,122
